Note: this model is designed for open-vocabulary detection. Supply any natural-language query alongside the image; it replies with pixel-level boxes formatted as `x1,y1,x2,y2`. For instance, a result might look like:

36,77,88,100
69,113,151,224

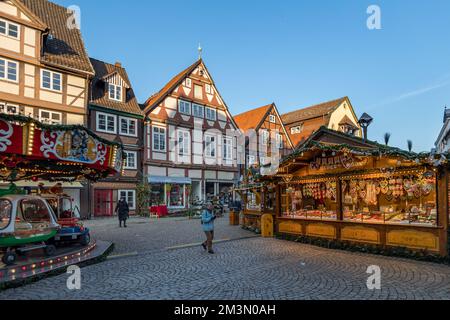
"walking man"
115,198,130,228
201,202,216,254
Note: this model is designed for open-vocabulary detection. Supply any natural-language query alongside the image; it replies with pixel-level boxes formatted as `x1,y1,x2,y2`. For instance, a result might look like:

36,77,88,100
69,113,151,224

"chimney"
115,61,122,68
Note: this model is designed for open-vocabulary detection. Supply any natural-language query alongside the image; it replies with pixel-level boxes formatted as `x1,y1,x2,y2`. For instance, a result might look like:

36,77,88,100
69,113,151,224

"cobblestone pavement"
83,215,254,255
1,216,450,300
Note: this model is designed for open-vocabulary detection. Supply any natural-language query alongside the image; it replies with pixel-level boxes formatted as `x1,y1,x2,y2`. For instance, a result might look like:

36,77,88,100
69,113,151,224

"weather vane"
198,43,203,60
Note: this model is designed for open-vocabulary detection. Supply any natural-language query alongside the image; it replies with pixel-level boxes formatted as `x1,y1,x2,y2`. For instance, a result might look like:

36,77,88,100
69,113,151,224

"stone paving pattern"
1,216,449,300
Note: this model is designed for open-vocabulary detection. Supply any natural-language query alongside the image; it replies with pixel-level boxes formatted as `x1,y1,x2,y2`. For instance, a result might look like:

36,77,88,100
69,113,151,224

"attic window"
290,124,303,134
184,78,192,88
108,83,122,102
269,115,276,123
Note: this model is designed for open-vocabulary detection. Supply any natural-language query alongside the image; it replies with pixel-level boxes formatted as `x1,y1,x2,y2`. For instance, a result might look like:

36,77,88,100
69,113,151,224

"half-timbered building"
234,102,293,177
88,58,144,217
282,97,362,148
0,0,94,211
142,59,240,209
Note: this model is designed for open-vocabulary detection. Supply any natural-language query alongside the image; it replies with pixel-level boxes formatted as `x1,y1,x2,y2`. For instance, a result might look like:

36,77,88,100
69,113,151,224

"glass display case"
281,180,338,220
341,172,437,226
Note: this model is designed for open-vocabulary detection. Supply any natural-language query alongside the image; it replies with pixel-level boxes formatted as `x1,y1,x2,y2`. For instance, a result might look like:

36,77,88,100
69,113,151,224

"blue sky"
55,0,450,151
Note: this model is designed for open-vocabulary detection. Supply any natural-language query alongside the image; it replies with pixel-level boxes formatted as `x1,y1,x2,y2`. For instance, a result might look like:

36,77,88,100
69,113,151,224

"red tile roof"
234,104,273,131
19,0,94,75
281,97,348,125
142,59,203,113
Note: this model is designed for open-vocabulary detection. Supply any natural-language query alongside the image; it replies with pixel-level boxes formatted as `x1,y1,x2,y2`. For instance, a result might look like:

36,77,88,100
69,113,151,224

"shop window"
168,184,185,207
150,184,165,206
341,173,437,226
119,190,136,210
0,199,12,230
281,181,338,220
21,199,51,222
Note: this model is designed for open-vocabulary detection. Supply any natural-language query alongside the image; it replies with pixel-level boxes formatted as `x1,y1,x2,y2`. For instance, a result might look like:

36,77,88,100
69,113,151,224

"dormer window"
290,124,303,134
109,83,122,101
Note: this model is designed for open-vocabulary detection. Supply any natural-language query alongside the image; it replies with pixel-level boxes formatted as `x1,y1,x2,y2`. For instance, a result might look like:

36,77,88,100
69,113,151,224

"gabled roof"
19,0,94,75
234,104,273,132
7,0,47,30
142,59,203,113
339,115,358,127
89,58,143,117
281,97,348,125
282,126,430,165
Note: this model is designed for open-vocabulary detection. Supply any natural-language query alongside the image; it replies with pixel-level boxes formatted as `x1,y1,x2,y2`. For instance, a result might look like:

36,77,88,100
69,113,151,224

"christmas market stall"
234,162,278,236
269,127,449,257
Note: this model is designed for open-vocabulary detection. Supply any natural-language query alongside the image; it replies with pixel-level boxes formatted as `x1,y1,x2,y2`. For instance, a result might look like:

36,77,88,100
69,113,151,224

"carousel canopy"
0,114,124,182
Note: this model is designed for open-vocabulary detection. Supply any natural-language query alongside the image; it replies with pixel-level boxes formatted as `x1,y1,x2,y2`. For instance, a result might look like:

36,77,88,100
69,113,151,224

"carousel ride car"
0,194,60,265
41,191,90,246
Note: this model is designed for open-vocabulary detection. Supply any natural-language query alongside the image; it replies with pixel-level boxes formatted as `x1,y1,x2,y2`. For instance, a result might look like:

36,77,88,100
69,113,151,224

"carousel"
0,114,122,286
239,127,450,258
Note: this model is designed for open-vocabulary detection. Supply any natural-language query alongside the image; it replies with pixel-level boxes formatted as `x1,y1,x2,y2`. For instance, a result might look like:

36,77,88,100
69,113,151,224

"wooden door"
94,190,113,217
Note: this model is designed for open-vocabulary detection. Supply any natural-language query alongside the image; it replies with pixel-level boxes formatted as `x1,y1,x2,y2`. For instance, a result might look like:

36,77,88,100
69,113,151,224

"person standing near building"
201,203,216,254
115,198,130,228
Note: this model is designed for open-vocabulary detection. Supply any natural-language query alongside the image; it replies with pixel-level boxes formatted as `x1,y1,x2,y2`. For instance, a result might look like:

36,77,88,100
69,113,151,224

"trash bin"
229,209,239,225
261,214,274,237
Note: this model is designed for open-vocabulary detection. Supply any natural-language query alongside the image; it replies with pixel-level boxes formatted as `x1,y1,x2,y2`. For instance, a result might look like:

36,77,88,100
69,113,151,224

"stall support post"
336,179,343,221
437,168,449,256
276,183,282,218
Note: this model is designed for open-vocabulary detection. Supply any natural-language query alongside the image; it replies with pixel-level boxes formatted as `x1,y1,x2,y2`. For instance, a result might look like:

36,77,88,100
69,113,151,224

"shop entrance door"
94,190,113,217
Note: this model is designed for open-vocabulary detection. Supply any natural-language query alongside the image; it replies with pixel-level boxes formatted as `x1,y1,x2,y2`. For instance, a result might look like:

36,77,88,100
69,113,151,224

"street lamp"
358,112,373,142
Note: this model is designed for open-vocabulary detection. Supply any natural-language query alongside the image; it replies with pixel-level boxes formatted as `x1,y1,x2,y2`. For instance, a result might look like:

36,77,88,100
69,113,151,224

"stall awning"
148,176,192,185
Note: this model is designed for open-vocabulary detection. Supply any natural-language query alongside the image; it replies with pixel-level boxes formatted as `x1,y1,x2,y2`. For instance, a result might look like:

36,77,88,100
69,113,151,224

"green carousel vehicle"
0,194,60,266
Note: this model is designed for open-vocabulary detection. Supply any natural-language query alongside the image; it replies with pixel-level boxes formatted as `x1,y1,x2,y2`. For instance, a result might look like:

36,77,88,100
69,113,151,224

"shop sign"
341,226,381,244
310,154,367,171
386,230,439,251
306,223,336,239
278,221,302,234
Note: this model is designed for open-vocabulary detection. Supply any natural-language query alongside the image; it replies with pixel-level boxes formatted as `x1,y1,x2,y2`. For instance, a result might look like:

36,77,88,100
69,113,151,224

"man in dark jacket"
115,198,129,228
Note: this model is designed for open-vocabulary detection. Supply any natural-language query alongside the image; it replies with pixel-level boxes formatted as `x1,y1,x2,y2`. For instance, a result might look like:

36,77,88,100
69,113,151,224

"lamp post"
358,112,374,142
